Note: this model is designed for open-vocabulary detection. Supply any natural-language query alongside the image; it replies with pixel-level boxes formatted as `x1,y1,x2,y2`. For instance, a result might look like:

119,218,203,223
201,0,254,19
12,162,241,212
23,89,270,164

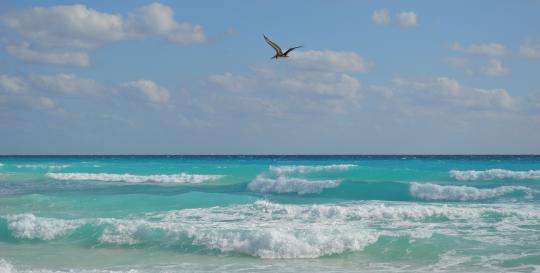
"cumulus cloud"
0,74,59,111
208,49,368,112
480,59,509,77
519,39,540,59
207,51,365,114
280,73,360,102
370,77,515,111
125,3,205,45
372,9,391,25
1,2,205,66
6,43,90,67
450,42,506,57
396,12,417,27
290,50,369,73
122,80,170,104
447,42,510,76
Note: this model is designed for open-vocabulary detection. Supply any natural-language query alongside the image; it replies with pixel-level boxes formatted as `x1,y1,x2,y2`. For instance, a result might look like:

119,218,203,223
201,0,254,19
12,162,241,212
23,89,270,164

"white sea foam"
5,214,82,240
247,175,340,194
45,172,223,184
0,259,138,273
409,182,533,201
450,169,540,181
269,164,357,175
15,164,70,171
4,201,540,259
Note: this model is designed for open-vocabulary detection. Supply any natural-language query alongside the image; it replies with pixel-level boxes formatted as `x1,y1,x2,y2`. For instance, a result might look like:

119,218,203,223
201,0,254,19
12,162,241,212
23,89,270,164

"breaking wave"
4,214,82,240
409,182,533,201
247,175,340,194
269,164,357,175
45,172,223,184
450,169,540,181
16,164,71,171
2,201,539,259
246,164,355,195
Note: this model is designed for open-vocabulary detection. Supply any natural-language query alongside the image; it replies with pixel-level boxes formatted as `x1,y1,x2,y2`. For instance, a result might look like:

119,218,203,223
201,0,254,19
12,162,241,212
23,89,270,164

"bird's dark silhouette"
264,35,303,59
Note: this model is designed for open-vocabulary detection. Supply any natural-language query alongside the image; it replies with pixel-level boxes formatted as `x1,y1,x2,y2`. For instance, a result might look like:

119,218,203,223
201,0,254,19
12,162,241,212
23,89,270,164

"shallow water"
1,155,539,272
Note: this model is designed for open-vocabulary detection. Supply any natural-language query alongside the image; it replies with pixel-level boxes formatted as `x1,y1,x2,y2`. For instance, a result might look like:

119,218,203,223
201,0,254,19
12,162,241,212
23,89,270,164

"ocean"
0,155,539,272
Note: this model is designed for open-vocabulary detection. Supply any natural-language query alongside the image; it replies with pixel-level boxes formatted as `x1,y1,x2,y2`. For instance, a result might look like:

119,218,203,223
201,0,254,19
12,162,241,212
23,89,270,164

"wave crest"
3,201,540,258
16,164,70,170
46,172,223,184
247,175,340,194
409,182,533,201
450,169,540,181
5,214,81,240
269,164,356,175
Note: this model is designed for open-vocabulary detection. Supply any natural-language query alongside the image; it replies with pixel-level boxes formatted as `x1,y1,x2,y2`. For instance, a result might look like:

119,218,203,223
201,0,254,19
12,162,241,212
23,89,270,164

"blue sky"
0,1,539,154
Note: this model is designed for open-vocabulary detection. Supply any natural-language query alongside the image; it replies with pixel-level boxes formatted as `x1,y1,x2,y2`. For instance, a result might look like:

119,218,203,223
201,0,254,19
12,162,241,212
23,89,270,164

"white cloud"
450,42,506,57
396,12,417,27
480,59,509,77
206,56,364,115
519,39,540,59
208,50,368,113
2,4,125,49
1,3,205,66
208,72,255,92
280,73,360,102
0,74,59,111
123,80,170,104
6,43,90,67
290,50,369,73
126,3,205,44
370,77,515,111
0,74,28,95
372,9,391,25
448,43,509,75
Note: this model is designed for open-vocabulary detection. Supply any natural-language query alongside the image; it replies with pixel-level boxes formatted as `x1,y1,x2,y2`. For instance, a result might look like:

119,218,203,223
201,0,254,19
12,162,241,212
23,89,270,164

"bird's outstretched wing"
284,45,303,56
264,35,283,55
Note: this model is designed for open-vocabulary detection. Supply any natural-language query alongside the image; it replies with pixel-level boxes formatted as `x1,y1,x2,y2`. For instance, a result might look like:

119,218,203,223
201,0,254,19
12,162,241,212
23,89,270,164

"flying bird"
264,35,303,59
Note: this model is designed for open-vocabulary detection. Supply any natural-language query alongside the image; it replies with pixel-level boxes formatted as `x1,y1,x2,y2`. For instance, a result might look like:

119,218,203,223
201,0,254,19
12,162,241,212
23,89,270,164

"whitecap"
268,164,356,175
16,164,70,171
449,169,540,181
247,174,340,194
45,172,223,184
409,182,533,201
5,214,82,240
3,201,540,258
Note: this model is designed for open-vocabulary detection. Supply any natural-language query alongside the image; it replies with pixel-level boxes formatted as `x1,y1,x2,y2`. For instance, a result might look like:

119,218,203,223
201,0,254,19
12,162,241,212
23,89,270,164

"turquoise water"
1,155,539,272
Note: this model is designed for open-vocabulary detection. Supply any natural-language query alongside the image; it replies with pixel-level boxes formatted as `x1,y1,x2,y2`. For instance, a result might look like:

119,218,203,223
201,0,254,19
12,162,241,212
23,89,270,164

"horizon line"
1,154,539,157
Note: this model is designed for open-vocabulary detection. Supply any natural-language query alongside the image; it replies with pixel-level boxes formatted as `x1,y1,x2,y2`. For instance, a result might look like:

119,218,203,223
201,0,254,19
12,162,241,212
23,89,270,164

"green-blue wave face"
1,155,540,272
